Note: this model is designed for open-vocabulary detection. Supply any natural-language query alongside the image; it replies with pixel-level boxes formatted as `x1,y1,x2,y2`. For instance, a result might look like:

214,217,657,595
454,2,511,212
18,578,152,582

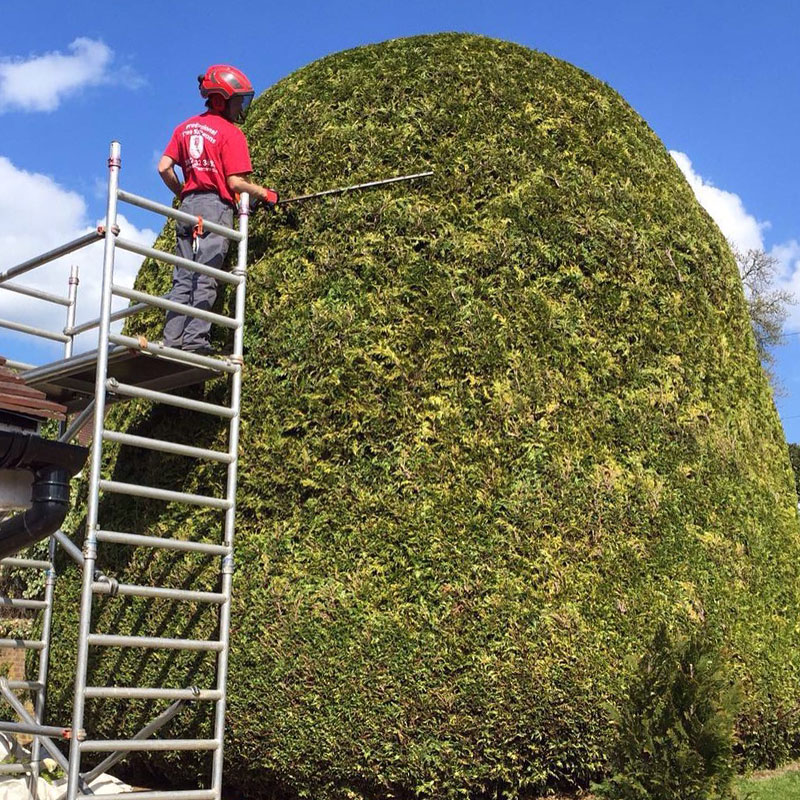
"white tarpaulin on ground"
0,734,133,800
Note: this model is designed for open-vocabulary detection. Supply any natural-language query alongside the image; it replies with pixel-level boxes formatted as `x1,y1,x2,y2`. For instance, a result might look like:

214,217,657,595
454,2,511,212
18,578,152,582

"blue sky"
1,0,798,438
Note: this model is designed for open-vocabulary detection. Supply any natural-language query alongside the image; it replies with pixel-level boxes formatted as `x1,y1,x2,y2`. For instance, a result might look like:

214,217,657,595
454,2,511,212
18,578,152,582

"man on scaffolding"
157,64,278,354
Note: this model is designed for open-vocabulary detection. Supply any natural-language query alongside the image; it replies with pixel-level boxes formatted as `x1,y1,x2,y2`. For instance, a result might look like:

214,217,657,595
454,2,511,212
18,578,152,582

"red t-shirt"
164,111,252,205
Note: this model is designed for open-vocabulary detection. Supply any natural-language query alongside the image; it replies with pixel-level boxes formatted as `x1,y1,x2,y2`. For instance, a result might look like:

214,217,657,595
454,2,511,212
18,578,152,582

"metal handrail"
0,169,245,363
66,299,150,337
115,237,243,285
0,242,85,360
0,317,69,343
107,333,239,372
0,282,70,306
3,358,34,371
112,285,240,329
118,189,243,241
0,231,101,285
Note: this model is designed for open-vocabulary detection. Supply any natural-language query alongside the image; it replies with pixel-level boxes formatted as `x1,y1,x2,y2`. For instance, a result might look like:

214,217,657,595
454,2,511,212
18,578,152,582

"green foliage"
44,33,800,799
787,444,800,500
595,624,739,800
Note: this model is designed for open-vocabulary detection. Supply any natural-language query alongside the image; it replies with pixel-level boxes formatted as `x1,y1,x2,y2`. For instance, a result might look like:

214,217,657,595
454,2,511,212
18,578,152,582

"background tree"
788,443,800,499
732,244,793,386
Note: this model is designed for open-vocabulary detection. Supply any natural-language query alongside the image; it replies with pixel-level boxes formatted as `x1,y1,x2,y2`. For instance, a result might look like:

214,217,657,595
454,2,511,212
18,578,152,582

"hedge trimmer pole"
278,170,434,206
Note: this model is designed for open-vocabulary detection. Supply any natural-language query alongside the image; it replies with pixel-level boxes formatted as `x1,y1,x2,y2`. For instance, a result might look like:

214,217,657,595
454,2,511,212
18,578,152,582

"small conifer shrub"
595,624,739,800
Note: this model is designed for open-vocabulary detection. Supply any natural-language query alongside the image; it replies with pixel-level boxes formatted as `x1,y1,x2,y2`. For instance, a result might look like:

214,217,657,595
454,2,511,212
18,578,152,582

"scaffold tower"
0,141,251,800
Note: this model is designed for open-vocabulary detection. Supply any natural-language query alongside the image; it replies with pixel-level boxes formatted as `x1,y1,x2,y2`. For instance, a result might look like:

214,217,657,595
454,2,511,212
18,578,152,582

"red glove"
262,188,279,209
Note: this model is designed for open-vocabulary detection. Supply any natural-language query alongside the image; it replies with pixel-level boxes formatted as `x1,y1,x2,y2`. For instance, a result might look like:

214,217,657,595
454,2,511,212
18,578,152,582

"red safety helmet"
197,64,255,122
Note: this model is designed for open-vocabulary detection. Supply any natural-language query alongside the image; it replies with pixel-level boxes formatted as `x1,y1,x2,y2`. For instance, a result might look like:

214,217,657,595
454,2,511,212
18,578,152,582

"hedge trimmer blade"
278,170,434,206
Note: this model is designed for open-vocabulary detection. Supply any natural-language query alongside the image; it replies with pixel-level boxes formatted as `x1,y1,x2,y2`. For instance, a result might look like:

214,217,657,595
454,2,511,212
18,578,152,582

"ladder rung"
99,479,232,510
0,596,46,610
6,681,44,692
108,334,238,374
0,765,26,775
0,557,51,570
80,738,219,752
87,634,224,652
92,581,226,604
112,285,240,330
103,429,233,463
106,380,236,419
83,687,222,701
86,792,215,800
96,530,231,556
115,237,242,285
0,639,44,651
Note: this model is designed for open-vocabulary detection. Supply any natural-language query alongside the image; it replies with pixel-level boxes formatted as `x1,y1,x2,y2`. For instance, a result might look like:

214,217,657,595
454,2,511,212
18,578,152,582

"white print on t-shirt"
181,122,220,175
182,122,218,143
186,158,217,173
189,135,204,159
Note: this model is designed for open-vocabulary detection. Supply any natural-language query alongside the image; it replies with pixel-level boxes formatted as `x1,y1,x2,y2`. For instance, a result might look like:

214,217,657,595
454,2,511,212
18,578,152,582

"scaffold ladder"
0,140,251,800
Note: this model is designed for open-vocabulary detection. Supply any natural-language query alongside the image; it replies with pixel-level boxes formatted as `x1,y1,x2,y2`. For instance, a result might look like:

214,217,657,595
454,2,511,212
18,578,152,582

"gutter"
0,432,88,560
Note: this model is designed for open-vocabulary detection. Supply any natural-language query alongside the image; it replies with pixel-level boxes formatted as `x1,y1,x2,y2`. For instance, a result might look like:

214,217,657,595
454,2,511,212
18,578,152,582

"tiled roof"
0,357,67,422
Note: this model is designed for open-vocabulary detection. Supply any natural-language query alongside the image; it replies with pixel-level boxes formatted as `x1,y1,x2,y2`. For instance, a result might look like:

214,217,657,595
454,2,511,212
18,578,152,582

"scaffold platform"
24,346,223,412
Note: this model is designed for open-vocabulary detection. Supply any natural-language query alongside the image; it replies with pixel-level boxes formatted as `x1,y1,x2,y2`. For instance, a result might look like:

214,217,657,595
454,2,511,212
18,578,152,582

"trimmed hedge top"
49,33,800,799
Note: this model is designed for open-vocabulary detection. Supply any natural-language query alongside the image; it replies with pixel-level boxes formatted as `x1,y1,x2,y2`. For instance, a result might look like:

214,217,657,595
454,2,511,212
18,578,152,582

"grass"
545,763,800,799
737,762,800,799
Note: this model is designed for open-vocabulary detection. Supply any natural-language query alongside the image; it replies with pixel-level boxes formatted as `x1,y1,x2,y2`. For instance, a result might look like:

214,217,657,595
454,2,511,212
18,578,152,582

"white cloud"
772,240,800,273
671,150,800,333
0,38,139,113
670,150,767,252
0,156,158,362
772,240,800,331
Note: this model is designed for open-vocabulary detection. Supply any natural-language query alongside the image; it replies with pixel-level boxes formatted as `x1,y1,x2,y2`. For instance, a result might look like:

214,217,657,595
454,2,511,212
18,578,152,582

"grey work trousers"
163,192,234,351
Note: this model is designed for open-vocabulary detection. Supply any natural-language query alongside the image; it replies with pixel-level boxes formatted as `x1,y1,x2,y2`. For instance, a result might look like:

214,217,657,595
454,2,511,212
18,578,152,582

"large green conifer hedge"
48,34,800,798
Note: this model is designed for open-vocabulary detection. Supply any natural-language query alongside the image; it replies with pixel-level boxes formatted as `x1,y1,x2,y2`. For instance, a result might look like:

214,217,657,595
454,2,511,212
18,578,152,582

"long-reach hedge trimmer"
251,170,434,210
279,170,434,206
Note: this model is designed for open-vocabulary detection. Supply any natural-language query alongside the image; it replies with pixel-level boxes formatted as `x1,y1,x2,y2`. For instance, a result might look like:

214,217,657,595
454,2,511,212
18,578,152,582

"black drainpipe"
0,431,88,560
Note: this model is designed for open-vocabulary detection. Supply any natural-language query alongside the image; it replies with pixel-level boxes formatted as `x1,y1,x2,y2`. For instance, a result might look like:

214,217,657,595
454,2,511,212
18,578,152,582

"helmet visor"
237,92,254,122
